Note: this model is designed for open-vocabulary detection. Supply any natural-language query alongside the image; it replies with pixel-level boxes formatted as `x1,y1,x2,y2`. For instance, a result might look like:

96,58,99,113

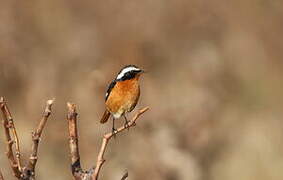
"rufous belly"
106,78,140,119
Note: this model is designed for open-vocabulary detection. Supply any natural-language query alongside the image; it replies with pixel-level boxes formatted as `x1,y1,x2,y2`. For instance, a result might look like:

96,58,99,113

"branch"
92,107,149,180
67,102,148,180
67,103,86,180
26,99,55,176
120,171,128,180
0,170,4,180
0,97,54,180
0,97,22,178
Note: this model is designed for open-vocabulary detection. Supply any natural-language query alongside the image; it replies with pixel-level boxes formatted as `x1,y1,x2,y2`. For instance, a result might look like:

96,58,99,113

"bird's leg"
112,118,117,136
123,115,130,130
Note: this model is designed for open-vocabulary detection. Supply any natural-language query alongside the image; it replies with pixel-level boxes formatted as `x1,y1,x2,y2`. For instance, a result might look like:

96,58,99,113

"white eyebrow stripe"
116,67,140,80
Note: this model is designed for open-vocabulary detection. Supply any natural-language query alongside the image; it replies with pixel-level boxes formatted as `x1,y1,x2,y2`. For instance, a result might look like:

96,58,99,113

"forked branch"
67,103,149,180
0,97,54,180
92,107,149,180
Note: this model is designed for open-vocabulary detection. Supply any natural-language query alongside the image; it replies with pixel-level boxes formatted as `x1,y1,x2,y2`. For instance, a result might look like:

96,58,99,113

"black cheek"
121,72,135,81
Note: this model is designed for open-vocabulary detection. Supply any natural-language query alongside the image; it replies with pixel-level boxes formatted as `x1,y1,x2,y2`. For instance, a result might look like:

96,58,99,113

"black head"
116,65,144,81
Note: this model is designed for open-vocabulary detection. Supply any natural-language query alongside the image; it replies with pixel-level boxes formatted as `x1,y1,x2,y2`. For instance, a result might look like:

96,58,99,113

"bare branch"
66,102,148,180
67,102,85,180
0,170,4,180
0,97,22,178
26,99,55,175
92,107,149,180
0,97,54,180
121,171,128,180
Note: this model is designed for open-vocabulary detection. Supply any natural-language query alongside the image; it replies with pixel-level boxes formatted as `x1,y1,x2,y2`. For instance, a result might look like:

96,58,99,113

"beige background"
1,0,283,179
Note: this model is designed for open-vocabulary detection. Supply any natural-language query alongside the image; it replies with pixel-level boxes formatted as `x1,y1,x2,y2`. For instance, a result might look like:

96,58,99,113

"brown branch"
120,171,128,180
67,103,87,180
0,97,22,178
92,107,149,180
25,99,55,177
0,170,4,180
0,97,54,180
67,102,148,180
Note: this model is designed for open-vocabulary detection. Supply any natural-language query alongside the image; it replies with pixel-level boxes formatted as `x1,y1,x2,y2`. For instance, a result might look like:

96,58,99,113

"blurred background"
1,0,283,179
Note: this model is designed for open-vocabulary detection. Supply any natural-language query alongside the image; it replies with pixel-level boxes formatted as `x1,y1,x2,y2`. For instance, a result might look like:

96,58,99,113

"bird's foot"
124,121,130,131
112,127,117,138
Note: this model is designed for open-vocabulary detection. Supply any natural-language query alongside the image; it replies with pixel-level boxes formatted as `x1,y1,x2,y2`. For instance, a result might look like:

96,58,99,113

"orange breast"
105,77,140,117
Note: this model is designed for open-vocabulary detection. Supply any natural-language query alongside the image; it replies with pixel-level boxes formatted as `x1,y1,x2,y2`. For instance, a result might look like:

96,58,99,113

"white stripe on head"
116,66,140,80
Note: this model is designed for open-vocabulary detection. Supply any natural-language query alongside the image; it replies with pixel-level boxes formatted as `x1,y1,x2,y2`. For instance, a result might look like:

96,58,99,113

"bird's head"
116,65,145,81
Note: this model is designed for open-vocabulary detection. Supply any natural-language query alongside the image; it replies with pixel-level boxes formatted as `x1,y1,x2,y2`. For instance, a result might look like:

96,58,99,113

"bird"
100,65,145,133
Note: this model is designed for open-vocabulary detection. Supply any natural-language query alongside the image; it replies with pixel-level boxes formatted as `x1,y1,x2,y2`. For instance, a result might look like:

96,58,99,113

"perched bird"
100,65,145,132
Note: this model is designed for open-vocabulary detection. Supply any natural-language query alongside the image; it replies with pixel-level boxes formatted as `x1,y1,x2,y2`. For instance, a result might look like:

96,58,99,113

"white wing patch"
116,66,140,80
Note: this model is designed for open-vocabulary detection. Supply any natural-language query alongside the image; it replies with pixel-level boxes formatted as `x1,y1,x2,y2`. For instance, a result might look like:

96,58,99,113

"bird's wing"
105,80,116,101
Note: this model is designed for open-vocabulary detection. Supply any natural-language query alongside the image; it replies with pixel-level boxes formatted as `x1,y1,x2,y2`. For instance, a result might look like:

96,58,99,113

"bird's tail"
100,110,111,124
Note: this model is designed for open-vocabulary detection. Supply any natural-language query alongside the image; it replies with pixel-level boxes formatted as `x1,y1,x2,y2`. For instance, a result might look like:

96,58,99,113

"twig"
120,171,128,180
92,107,149,180
0,170,4,180
25,99,55,176
0,97,22,178
67,102,148,180
0,97,54,180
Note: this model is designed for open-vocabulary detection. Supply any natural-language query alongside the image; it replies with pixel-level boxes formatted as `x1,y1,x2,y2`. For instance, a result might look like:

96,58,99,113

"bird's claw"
112,128,117,138
124,121,130,131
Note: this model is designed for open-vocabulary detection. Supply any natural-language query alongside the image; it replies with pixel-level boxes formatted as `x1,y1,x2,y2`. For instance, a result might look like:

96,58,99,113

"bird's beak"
141,70,147,73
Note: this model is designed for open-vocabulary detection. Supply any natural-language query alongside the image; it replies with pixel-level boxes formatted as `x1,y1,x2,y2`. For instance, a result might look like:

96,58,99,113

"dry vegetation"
0,98,54,180
1,0,283,180
0,97,148,180
66,102,148,180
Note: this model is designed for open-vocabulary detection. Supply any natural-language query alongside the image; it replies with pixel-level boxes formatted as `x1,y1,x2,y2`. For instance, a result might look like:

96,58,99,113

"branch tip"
139,106,149,114
25,99,54,177
67,102,76,110
46,99,55,106
0,97,5,108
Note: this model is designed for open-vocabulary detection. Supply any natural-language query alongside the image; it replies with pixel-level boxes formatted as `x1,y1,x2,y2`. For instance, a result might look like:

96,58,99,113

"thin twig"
0,97,22,178
92,107,149,180
0,170,4,180
26,99,55,175
121,171,128,180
